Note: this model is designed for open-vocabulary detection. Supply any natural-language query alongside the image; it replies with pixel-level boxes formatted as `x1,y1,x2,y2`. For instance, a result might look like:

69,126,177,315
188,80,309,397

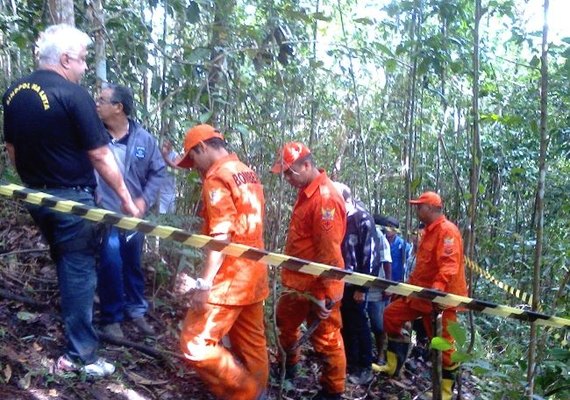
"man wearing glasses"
2,24,140,377
95,83,167,339
271,142,347,400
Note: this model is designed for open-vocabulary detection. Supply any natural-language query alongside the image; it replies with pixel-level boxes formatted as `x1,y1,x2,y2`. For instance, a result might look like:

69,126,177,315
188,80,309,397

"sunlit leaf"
447,322,467,346
431,336,453,351
16,311,37,321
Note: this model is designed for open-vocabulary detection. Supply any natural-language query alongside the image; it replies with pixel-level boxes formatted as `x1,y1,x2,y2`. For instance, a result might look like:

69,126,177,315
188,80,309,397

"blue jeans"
26,187,100,364
367,298,388,335
341,285,373,370
98,226,147,324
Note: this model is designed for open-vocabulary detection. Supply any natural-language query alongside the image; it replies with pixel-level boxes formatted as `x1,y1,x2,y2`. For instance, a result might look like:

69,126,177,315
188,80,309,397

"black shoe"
131,317,155,336
313,389,342,400
270,363,298,381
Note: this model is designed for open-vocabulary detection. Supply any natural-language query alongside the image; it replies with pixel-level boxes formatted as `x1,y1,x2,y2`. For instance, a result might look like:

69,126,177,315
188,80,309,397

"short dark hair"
104,83,134,116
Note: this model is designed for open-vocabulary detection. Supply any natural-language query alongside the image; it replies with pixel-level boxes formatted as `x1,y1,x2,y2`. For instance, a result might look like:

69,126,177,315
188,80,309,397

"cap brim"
409,200,423,204
176,152,194,169
271,161,288,174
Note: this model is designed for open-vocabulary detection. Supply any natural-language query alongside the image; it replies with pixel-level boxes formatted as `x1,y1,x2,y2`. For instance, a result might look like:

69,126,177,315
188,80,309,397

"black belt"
29,184,95,195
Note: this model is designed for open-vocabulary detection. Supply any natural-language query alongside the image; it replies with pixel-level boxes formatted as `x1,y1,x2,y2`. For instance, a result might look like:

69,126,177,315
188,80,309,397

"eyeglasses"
96,97,118,105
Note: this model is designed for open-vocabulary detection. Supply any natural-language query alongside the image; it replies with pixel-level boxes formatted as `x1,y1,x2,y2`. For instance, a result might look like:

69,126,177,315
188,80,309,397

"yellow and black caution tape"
465,258,534,307
377,224,536,307
1,183,569,330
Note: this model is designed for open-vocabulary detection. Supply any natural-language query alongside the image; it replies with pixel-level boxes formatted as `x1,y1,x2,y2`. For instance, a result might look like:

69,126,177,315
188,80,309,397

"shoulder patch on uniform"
135,146,146,159
209,188,223,205
321,207,335,231
443,236,455,255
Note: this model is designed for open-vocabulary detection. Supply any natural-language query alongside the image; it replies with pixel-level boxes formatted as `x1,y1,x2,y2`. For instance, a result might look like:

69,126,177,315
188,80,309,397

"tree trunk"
86,0,106,88
206,0,236,126
527,0,549,397
47,0,74,25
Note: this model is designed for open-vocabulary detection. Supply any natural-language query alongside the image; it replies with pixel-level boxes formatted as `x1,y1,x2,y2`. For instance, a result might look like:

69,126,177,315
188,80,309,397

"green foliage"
1,0,570,397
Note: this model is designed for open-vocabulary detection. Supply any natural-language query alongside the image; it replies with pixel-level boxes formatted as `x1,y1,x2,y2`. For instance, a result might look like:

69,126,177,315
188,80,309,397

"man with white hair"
3,24,140,377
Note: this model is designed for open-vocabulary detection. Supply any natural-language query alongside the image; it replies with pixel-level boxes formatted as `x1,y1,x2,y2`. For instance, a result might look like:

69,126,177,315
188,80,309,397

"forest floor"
0,199,480,400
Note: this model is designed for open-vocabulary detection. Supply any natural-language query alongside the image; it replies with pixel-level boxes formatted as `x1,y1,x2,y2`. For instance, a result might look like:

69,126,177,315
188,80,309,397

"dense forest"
0,0,569,399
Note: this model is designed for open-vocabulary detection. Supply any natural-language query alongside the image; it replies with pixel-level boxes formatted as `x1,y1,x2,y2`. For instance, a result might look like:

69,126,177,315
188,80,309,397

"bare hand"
313,298,333,320
353,291,366,303
173,272,210,311
122,199,142,218
133,197,147,215
162,141,172,155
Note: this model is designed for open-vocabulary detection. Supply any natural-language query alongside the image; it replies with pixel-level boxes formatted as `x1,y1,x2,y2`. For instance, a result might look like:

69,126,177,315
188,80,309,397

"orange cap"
176,124,224,169
271,142,311,173
409,191,443,207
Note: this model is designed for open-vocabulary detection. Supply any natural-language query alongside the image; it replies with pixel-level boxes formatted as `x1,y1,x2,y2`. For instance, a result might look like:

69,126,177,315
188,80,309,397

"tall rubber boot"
441,365,458,400
371,340,409,376
441,379,454,400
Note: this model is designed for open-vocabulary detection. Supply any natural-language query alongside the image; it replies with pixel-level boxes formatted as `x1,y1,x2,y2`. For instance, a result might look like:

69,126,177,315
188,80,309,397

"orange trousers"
180,301,268,400
276,292,346,394
383,297,458,368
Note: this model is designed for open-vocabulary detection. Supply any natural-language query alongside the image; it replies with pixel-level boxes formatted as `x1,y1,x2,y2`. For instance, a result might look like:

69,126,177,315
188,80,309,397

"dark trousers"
340,285,373,370
26,187,100,363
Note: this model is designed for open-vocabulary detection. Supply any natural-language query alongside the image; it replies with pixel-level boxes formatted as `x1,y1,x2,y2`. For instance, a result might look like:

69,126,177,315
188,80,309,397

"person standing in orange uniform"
271,142,347,400
375,191,467,400
176,124,269,400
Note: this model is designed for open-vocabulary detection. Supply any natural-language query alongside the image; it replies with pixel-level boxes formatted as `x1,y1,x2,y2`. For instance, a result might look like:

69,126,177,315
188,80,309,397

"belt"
29,184,95,195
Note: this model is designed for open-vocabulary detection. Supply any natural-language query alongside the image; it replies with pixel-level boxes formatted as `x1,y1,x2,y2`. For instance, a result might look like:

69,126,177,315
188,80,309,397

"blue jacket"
97,118,167,214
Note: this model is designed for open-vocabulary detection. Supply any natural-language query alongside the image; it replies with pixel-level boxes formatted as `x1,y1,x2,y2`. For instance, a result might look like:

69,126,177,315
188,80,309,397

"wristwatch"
195,278,212,291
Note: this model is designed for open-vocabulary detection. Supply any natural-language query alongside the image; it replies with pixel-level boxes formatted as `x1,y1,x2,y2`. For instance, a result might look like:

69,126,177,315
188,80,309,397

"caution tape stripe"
376,224,535,306
465,258,534,306
1,183,568,329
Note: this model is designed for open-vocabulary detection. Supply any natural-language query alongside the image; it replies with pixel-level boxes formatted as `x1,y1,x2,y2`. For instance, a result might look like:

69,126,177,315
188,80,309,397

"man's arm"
88,145,141,217
161,142,182,168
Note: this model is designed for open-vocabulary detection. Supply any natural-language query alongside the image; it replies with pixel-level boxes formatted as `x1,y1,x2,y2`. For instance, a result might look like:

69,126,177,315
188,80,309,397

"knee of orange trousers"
311,316,346,394
228,305,269,391
276,294,311,365
383,298,423,337
181,336,262,400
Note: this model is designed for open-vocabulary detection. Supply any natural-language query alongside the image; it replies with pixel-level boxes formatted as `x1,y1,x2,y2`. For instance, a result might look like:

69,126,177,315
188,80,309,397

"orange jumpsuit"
384,214,467,368
180,154,269,400
277,170,347,395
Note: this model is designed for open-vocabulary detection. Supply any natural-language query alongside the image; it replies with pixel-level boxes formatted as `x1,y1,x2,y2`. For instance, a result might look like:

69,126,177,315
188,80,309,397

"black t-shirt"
2,69,109,187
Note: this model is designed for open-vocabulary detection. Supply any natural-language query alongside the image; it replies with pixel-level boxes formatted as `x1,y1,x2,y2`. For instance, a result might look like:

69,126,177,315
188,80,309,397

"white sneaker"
82,358,116,377
56,354,115,377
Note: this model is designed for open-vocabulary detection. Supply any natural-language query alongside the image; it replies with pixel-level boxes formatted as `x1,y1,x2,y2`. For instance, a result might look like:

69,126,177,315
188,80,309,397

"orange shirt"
409,215,467,296
282,170,346,301
201,153,269,305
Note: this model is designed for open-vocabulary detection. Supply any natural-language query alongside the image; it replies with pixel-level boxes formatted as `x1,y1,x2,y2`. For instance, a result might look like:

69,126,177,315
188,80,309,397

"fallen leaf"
3,363,12,382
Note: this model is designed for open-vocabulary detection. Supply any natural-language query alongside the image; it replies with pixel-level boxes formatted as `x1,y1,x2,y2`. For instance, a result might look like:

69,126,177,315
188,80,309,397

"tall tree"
527,0,549,397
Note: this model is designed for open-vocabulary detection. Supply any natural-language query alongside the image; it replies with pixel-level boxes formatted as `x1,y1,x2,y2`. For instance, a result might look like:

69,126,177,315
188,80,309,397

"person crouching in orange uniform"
375,191,467,400
271,142,347,400
176,124,269,400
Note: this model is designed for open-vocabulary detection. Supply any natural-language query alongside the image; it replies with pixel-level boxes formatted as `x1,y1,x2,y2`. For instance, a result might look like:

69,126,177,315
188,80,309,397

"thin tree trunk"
336,0,371,204
466,0,482,357
47,0,74,25
405,1,420,235
308,0,320,148
86,0,106,89
527,0,549,397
